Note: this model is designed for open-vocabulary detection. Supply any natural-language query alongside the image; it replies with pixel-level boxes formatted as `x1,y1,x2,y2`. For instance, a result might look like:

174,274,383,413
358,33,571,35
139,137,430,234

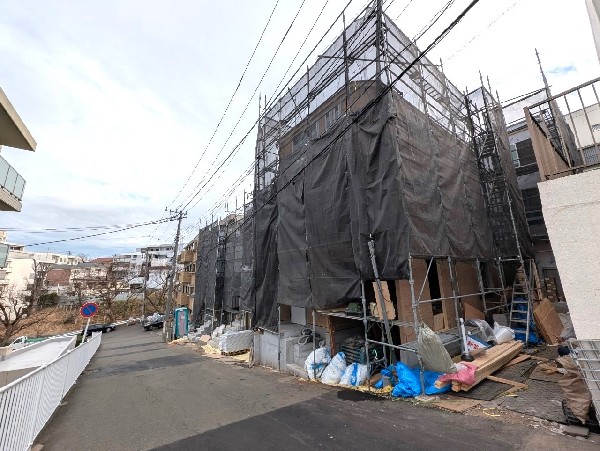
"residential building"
137,244,174,270
524,75,600,413
0,86,36,212
176,236,198,312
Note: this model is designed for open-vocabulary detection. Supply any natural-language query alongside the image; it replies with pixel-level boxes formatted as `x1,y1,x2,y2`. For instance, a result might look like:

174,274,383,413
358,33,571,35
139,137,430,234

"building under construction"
191,3,537,377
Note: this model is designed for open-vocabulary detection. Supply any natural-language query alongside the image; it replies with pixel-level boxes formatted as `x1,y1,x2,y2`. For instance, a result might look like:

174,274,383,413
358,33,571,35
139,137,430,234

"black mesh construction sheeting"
272,93,494,311
222,217,243,312
239,203,254,314
241,186,279,328
195,225,219,315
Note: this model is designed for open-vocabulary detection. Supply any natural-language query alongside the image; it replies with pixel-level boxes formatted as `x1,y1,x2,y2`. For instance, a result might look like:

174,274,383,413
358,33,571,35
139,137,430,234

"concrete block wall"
538,170,600,339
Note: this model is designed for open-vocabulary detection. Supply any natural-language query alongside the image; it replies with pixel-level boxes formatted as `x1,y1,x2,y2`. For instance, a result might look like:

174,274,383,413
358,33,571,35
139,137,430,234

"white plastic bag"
304,347,331,380
493,322,515,344
320,352,347,385
339,363,368,386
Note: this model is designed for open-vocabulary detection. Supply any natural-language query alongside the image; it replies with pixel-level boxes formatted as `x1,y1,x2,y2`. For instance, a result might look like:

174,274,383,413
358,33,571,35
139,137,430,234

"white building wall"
587,0,600,65
538,169,600,339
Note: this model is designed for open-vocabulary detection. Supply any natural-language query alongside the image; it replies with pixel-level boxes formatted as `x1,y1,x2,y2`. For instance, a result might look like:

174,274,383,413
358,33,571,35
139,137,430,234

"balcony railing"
0,154,25,201
177,250,195,264
525,77,600,180
178,271,194,284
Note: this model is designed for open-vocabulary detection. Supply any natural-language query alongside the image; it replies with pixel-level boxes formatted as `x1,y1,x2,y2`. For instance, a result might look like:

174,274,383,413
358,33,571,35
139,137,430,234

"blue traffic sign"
80,302,99,318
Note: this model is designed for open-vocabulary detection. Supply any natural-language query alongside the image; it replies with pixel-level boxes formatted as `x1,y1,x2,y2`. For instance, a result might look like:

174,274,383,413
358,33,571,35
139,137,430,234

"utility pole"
141,249,149,326
163,209,186,342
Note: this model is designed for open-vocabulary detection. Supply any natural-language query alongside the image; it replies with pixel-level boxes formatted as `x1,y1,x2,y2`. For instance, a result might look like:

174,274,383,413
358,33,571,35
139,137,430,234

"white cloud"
0,0,598,255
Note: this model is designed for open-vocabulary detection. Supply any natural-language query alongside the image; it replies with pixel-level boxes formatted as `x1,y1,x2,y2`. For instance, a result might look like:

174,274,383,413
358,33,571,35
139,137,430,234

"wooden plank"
395,279,415,343
433,313,445,332
452,341,523,392
411,259,434,329
436,261,457,330
464,303,485,321
455,262,484,312
502,354,531,368
533,298,563,345
372,281,397,320
486,375,528,390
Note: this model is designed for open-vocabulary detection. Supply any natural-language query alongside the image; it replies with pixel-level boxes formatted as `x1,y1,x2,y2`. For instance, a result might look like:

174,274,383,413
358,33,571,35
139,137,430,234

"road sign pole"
82,317,91,343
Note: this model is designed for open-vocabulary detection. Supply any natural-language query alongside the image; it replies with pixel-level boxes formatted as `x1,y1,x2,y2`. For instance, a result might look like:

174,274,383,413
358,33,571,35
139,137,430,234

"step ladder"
509,260,542,344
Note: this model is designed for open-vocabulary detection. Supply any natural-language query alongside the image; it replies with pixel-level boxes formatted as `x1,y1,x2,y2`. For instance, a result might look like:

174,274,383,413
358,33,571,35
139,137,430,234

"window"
325,104,342,130
516,139,536,166
292,122,319,153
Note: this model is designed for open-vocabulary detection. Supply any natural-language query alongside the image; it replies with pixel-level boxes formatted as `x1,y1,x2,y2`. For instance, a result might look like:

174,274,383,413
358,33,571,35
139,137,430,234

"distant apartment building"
0,244,82,300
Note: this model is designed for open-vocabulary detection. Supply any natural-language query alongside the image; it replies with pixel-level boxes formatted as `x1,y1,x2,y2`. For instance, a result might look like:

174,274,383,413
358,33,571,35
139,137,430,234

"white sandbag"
418,323,456,373
339,363,368,386
304,347,331,380
493,322,515,344
320,352,347,385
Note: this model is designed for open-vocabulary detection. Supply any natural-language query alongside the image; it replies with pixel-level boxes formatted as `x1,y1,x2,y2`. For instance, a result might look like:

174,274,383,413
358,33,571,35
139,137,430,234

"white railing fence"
0,332,102,451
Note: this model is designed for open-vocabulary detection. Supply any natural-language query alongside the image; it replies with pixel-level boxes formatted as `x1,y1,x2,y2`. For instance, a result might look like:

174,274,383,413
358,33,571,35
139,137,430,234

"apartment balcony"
176,292,190,305
178,271,194,284
0,155,25,212
177,250,195,264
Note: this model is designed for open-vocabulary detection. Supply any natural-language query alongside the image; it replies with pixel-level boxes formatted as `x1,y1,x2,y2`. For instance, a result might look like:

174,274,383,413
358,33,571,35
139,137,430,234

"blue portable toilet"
173,307,189,338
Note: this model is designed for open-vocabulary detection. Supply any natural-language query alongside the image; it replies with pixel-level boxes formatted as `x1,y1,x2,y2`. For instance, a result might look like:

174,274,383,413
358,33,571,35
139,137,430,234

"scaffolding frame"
246,1,533,389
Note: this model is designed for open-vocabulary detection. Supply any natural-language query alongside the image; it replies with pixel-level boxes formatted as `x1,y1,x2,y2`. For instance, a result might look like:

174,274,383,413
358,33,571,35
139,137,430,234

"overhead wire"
446,0,522,61
190,0,483,264
175,0,311,212
24,217,178,247
168,0,281,208
178,0,447,242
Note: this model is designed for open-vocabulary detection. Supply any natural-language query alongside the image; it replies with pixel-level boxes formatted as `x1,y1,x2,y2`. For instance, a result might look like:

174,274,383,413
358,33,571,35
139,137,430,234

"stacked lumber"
452,341,523,392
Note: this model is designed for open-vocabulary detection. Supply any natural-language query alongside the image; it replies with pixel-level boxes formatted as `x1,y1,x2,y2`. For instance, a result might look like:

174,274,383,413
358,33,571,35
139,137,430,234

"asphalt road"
36,326,597,450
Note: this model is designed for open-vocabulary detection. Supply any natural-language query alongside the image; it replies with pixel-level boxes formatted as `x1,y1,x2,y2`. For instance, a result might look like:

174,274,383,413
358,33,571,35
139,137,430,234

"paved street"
37,327,597,451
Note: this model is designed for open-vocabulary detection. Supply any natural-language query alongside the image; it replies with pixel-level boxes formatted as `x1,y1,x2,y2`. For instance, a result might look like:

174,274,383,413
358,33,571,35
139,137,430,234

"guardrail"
0,332,102,451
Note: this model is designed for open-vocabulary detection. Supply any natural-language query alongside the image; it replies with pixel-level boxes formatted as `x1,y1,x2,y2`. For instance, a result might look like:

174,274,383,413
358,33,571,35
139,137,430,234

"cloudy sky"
0,0,598,258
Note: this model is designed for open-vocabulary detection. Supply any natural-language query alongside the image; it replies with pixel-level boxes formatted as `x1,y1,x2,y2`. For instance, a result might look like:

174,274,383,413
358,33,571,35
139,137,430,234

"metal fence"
0,332,102,451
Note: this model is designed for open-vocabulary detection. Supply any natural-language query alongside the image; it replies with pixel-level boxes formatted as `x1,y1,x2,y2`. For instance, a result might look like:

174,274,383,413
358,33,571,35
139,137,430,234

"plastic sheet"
391,362,450,398
339,363,368,387
321,352,347,385
305,347,332,380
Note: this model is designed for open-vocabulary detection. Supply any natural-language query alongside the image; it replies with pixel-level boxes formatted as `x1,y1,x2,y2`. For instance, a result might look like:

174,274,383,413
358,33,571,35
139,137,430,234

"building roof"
0,86,36,151
90,257,113,264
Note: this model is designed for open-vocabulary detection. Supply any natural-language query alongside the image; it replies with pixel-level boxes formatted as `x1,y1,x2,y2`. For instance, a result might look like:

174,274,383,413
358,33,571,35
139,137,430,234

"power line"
24,217,177,247
179,0,457,242
446,0,522,61
173,0,365,214
174,1,375,217
175,0,310,212
168,0,281,208
192,0,483,265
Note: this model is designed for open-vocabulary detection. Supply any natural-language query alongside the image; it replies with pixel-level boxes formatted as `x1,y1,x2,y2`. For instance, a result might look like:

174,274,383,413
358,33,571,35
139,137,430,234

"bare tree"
0,284,54,346
30,259,52,310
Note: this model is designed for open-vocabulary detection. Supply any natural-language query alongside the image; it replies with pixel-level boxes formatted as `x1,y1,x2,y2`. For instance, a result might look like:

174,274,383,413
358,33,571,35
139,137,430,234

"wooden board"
436,261,457,330
464,303,485,321
533,298,563,345
411,259,434,329
395,279,416,343
455,262,484,312
372,281,397,320
452,341,523,392
433,313,445,332
486,375,528,390
502,354,531,368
